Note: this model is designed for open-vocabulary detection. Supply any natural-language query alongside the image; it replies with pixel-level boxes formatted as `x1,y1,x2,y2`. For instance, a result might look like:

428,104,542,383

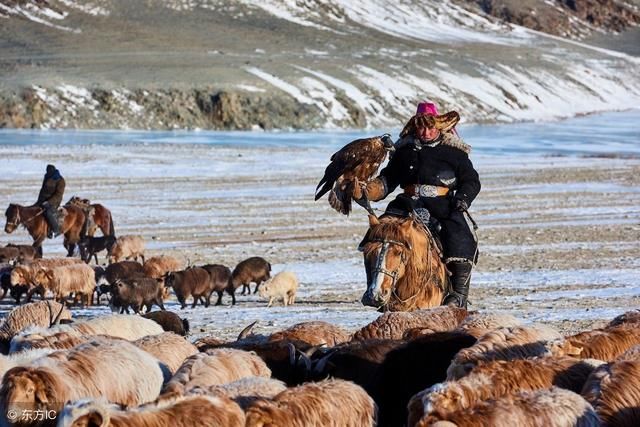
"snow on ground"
0,111,638,339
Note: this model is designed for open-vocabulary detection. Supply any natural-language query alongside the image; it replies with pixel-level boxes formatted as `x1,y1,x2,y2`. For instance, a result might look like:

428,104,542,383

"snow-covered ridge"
0,0,108,31
2,0,639,129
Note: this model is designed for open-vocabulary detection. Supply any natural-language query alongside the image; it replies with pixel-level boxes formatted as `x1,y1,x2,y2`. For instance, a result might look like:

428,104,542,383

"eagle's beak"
380,134,395,151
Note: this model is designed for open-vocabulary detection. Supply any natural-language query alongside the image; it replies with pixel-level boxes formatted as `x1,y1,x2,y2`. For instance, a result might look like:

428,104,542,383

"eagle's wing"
316,135,394,215
314,138,368,202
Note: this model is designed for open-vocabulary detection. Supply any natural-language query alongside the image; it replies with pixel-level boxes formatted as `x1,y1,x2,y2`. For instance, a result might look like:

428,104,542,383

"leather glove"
451,197,469,212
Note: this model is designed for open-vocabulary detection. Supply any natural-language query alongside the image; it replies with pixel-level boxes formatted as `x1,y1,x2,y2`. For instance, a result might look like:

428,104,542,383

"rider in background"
357,102,480,308
36,164,66,238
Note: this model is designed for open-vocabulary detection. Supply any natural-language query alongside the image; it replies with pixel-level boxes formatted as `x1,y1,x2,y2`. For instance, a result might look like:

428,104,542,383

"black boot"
44,205,60,238
442,260,472,309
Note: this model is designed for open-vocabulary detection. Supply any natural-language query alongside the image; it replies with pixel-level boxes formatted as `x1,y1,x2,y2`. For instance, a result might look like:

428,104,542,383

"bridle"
368,238,412,301
5,206,44,229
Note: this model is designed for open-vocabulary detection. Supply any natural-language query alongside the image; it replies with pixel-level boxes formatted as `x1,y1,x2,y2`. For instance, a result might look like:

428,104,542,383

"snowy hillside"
0,0,639,129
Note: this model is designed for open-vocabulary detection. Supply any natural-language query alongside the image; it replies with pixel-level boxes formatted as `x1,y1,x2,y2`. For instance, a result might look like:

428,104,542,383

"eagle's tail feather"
328,182,352,215
315,160,344,201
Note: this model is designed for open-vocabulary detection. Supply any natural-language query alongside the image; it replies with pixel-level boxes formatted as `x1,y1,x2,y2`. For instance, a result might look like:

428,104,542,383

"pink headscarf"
416,101,439,116
415,101,459,136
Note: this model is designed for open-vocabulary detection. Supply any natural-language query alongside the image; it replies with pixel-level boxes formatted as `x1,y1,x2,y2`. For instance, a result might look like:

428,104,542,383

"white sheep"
10,314,163,353
258,271,298,307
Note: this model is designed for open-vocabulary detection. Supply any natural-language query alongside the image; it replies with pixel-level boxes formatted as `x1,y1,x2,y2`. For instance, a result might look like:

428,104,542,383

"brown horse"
4,203,86,257
360,214,448,312
66,196,115,237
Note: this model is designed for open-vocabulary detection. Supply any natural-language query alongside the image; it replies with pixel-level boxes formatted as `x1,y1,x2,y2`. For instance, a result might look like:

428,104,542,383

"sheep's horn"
296,349,312,372
287,342,296,367
312,348,337,376
51,303,66,326
237,320,259,341
304,344,327,358
47,300,54,326
313,354,330,376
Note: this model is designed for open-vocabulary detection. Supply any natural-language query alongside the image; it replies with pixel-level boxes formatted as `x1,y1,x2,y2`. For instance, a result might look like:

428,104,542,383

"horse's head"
5,204,20,233
361,215,414,309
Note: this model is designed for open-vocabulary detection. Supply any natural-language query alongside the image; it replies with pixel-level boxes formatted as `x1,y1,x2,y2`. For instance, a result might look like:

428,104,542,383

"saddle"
388,208,444,256
66,196,96,235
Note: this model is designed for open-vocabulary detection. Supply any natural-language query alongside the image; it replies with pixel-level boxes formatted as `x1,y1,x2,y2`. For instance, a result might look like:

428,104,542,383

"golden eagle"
315,134,395,215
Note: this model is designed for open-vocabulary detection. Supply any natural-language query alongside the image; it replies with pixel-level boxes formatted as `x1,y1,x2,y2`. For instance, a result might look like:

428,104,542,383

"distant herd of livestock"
0,301,639,426
0,238,299,312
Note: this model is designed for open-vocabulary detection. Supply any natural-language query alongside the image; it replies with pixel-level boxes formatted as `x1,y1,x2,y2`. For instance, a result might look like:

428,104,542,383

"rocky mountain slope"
0,0,639,129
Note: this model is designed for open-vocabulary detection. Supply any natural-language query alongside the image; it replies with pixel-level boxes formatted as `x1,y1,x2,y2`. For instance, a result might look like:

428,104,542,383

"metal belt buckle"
419,185,438,198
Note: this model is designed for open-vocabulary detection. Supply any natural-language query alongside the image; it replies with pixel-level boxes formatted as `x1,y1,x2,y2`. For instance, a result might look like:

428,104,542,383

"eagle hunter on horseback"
315,102,480,311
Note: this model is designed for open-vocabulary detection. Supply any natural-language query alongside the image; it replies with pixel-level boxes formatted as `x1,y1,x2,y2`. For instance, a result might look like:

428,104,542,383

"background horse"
360,214,448,312
4,203,86,257
66,196,116,237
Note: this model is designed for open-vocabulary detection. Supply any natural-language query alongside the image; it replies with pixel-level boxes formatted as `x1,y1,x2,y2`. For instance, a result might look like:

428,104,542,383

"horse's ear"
368,214,379,227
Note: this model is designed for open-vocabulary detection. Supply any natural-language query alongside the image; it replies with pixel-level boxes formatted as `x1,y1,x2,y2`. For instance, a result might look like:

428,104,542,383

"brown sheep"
110,276,166,314
353,306,468,341
108,235,145,264
164,267,214,309
133,332,198,375
447,325,563,380
455,312,524,338
0,246,20,264
0,339,164,423
0,301,71,353
200,263,232,306
98,260,146,286
268,321,351,347
616,344,640,361
188,376,287,409
142,311,190,336
581,360,640,426
411,356,603,423
143,255,184,280
5,244,39,263
245,379,377,427
58,393,245,427
229,256,271,303
10,314,163,353
162,348,271,395
414,387,599,427
607,310,640,328
560,324,640,361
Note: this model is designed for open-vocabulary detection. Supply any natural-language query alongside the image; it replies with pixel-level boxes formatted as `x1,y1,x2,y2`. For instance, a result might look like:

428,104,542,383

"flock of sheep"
0,237,300,313
0,302,637,426
2,233,640,426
